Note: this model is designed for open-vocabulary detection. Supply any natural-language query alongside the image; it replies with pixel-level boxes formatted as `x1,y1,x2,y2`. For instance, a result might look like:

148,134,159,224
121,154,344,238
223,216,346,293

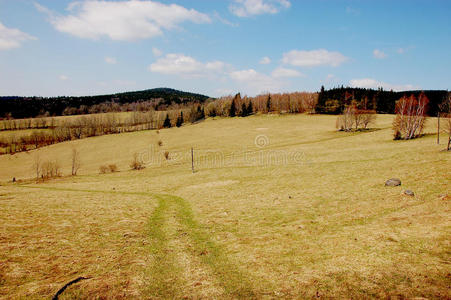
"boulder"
404,190,414,196
385,178,401,186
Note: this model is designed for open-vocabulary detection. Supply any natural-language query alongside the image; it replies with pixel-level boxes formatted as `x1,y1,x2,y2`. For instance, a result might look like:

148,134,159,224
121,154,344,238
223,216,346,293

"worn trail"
16,185,267,298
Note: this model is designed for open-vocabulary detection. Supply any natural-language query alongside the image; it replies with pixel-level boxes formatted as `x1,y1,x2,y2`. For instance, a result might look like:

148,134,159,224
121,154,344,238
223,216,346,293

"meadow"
0,114,449,299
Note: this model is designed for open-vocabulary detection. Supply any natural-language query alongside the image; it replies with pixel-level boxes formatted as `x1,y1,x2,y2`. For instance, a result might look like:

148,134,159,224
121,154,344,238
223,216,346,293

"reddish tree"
393,93,429,140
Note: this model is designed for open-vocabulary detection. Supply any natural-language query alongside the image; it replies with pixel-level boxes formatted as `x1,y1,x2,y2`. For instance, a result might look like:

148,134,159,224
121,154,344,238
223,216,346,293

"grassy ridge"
0,114,449,298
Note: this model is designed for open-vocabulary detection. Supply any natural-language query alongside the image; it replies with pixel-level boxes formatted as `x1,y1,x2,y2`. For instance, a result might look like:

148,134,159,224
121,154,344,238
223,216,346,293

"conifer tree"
266,94,272,113
247,100,253,115
230,99,236,117
176,111,183,127
163,114,171,128
241,102,247,117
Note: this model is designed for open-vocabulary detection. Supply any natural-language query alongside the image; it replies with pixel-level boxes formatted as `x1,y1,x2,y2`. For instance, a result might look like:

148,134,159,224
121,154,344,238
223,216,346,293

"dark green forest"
316,86,448,116
0,88,210,119
1,86,449,119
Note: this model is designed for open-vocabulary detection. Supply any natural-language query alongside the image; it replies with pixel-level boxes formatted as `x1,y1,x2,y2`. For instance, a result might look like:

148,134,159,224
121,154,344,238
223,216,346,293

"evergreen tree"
176,111,183,127
266,94,272,113
247,100,253,115
230,99,236,117
163,114,171,128
241,102,247,117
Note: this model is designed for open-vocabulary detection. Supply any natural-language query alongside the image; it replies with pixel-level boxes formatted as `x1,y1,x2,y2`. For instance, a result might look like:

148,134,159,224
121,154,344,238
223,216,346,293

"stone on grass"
385,178,401,186
404,190,414,196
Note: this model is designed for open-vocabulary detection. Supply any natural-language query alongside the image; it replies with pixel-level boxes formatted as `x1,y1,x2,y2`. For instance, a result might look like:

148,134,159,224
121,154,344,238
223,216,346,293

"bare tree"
71,147,81,175
393,93,429,140
439,93,451,150
33,153,41,180
336,105,355,131
361,110,377,129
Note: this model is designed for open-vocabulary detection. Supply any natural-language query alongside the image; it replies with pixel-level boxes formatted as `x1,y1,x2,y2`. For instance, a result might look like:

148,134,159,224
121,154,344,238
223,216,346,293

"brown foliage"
99,165,109,174
108,164,118,172
130,153,145,170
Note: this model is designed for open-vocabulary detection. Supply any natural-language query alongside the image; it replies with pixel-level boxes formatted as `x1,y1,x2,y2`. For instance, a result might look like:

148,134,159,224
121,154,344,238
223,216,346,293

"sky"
0,0,450,97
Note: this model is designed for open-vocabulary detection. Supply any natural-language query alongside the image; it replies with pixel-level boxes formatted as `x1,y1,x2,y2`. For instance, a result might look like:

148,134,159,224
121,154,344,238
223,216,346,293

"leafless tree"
33,153,41,180
393,93,429,140
439,93,451,150
71,147,81,175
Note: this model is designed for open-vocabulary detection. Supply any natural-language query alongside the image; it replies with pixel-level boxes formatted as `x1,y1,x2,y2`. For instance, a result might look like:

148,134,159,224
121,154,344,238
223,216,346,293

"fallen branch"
52,276,91,300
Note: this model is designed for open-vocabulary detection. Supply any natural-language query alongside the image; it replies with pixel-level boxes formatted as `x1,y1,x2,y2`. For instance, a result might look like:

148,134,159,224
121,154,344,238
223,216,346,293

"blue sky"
0,0,450,97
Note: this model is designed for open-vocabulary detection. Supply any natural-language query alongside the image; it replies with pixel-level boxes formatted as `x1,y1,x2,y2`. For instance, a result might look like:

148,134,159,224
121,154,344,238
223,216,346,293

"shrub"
130,153,145,170
108,164,118,172
164,151,170,160
99,165,109,174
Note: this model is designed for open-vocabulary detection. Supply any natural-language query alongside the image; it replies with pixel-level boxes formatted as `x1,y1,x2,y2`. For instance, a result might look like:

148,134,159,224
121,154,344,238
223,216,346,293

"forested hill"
0,88,211,119
316,87,449,116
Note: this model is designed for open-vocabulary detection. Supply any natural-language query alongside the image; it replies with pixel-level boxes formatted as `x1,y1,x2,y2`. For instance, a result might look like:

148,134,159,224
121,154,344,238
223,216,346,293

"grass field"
0,114,450,299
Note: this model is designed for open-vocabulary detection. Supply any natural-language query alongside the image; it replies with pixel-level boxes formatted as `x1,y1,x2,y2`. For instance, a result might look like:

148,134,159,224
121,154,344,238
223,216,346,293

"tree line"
316,86,448,116
0,88,210,119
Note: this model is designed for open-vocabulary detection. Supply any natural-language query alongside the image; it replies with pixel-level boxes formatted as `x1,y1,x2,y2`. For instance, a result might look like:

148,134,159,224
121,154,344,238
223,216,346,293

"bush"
108,164,118,172
99,165,109,174
130,153,145,170
164,151,170,160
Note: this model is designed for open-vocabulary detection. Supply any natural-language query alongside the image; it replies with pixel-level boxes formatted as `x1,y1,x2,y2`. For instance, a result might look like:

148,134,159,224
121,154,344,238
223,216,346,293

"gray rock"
385,178,401,186
404,190,414,196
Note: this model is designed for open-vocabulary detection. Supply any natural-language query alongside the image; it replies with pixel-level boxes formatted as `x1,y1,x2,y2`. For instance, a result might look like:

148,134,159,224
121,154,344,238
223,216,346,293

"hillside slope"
0,114,449,298
0,88,211,118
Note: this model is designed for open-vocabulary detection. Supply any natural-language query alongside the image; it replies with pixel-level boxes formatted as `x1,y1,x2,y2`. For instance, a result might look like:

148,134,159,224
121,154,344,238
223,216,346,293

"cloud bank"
36,0,211,41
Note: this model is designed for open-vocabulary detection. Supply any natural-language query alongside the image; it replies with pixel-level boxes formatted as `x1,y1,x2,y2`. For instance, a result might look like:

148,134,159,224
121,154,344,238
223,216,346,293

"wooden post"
437,112,440,144
191,147,194,173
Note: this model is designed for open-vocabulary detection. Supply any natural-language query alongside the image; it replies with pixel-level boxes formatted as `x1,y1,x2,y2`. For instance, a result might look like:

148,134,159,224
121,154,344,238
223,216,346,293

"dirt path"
15,185,269,298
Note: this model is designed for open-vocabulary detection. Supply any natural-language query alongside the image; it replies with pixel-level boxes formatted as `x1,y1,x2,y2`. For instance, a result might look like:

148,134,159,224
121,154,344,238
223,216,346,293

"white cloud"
36,1,211,41
105,56,117,64
259,56,271,64
282,49,348,67
350,78,418,91
149,53,225,76
229,0,291,17
59,75,69,81
373,49,387,59
213,11,238,27
0,22,36,50
229,68,284,95
271,67,303,78
152,47,163,57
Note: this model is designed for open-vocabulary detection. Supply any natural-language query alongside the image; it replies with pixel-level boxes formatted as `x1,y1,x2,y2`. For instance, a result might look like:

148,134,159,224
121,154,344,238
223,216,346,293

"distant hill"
316,87,449,116
0,88,211,119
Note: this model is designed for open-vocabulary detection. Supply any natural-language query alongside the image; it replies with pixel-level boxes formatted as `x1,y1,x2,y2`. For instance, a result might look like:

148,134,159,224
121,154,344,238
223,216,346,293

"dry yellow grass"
0,114,449,298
